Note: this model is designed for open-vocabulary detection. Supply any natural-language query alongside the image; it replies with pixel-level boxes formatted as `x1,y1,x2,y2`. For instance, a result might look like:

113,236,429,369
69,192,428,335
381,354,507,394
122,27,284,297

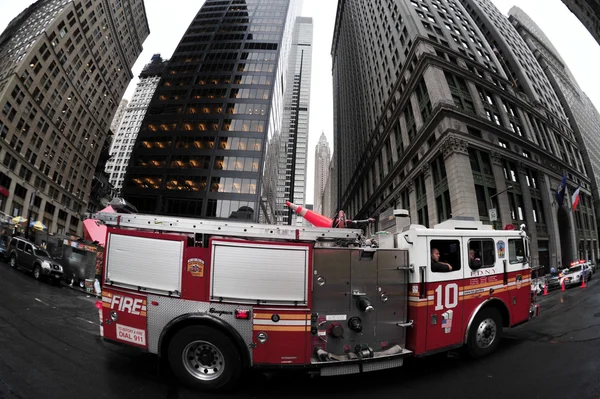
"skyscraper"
314,132,330,215
110,99,129,135
275,16,313,225
123,0,302,223
332,0,597,270
106,54,168,193
562,0,600,45
509,7,600,261
0,0,149,234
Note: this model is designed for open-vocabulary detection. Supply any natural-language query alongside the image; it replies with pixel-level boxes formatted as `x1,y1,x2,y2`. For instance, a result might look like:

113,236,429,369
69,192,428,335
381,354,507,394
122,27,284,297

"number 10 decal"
435,283,459,310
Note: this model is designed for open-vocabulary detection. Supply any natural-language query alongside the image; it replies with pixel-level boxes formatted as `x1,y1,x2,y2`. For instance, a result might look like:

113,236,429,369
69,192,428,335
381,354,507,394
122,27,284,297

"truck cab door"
425,237,464,352
507,237,531,325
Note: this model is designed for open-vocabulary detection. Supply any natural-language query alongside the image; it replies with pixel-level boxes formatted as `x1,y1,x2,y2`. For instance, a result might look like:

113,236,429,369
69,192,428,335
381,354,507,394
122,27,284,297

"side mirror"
522,238,530,263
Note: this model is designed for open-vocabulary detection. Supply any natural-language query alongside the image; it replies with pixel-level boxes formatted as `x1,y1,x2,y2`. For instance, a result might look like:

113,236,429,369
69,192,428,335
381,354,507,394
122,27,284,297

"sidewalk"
60,280,101,298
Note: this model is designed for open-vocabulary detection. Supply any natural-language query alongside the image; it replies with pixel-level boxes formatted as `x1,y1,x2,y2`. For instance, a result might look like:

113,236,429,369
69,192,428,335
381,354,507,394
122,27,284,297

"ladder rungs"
91,212,363,241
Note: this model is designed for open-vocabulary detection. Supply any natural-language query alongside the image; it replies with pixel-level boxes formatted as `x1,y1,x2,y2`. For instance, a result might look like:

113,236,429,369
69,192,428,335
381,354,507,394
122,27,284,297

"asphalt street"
1,263,600,399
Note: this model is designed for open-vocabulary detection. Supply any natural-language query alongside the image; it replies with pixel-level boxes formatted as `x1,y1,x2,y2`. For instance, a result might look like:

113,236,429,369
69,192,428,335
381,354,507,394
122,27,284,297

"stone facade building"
332,0,597,270
562,0,600,45
314,132,331,215
0,0,149,234
509,6,600,265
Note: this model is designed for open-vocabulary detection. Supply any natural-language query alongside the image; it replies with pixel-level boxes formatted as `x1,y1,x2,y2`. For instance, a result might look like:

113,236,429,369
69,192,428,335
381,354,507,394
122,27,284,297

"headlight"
42,261,51,269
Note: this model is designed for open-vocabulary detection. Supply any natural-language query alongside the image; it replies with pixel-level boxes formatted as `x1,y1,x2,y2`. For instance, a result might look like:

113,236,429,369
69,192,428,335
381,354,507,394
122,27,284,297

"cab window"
24,244,33,254
509,239,525,264
430,239,461,272
16,240,25,250
468,239,495,269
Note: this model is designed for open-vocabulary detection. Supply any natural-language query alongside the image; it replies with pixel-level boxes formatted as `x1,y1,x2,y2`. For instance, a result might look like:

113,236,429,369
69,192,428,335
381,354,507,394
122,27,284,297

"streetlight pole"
489,185,513,226
23,188,37,241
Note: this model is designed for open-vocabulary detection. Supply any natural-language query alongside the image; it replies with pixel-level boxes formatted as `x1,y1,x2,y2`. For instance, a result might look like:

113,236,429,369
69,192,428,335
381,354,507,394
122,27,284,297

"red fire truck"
93,210,539,392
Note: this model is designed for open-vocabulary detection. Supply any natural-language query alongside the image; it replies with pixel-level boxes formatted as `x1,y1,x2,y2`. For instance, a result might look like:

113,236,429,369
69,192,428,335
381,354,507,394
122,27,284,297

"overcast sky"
1,0,599,206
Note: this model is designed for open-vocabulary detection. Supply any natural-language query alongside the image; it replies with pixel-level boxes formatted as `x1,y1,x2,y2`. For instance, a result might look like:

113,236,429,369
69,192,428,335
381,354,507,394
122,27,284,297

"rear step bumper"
310,345,413,376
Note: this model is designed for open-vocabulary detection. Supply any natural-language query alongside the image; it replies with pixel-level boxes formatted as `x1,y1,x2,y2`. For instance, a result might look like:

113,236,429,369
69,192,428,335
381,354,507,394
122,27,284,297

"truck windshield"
565,266,582,274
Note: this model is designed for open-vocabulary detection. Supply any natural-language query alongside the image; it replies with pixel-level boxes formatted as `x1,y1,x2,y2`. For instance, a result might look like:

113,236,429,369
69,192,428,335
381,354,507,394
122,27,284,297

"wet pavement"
1,263,600,399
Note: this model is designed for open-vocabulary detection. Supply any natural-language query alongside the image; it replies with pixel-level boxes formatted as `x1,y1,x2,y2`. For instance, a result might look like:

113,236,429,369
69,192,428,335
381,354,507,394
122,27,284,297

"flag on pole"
556,174,567,206
572,185,581,211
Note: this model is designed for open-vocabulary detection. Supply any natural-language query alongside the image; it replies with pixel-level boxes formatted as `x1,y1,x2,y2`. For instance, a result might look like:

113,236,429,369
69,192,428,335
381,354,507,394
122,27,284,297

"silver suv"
8,237,64,283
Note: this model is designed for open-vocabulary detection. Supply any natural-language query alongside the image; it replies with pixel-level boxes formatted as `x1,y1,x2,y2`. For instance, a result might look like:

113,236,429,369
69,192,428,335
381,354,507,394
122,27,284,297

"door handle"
396,320,414,328
419,266,426,299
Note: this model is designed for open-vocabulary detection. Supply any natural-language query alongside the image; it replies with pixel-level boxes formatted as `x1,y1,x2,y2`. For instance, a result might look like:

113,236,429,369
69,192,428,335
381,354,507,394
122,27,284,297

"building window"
405,102,416,142
394,122,404,160
444,71,475,113
415,174,429,227
415,79,432,122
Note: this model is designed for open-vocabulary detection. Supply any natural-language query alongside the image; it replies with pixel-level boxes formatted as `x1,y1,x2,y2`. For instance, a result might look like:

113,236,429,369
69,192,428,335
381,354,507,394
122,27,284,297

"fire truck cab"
94,211,537,392
381,217,536,359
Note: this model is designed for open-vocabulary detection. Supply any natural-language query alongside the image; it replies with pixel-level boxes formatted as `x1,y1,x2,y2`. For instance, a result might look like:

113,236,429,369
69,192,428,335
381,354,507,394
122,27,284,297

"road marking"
76,317,97,325
34,297,58,309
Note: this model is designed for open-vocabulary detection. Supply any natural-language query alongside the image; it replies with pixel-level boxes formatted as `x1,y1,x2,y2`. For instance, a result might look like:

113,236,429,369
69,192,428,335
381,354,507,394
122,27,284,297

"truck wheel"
33,265,42,280
467,308,503,359
167,325,242,392
9,255,16,269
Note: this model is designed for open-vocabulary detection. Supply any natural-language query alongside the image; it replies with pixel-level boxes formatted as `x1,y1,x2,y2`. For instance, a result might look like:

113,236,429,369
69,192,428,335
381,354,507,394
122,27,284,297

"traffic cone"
561,279,566,291
543,284,548,296
286,201,333,228
581,276,587,288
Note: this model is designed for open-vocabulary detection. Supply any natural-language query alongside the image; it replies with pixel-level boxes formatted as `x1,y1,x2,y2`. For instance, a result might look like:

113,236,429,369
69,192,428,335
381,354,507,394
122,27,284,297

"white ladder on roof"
91,212,363,242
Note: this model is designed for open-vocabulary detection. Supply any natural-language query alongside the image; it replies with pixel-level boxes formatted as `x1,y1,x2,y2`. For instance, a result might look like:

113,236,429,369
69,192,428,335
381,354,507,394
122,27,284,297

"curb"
61,280,101,298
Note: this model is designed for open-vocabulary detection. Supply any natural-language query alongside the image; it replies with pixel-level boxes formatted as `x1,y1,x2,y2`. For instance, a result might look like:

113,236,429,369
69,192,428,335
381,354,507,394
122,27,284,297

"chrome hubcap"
10,258,15,267
182,340,224,381
34,268,40,278
476,318,497,349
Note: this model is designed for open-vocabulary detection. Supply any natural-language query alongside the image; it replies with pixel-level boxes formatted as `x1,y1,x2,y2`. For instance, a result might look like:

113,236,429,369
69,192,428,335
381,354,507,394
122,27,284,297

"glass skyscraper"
122,0,301,223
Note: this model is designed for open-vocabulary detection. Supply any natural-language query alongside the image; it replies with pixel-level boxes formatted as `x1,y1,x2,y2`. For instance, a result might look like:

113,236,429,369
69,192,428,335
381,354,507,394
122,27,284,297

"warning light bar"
235,309,251,320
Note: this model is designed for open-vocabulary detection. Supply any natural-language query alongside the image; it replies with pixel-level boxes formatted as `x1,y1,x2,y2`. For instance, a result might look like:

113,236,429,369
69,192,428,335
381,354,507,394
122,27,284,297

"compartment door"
376,249,409,348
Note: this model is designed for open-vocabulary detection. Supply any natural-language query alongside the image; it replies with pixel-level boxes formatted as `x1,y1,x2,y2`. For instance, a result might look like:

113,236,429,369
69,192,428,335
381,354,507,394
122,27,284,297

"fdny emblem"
187,258,205,277
497,240,506,259
516,274,523,289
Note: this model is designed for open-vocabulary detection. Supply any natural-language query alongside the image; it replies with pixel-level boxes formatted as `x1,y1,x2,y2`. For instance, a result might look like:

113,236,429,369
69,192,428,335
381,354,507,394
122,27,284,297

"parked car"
547,267,569,290
560,264,592,288
0,239,7,261
8,237,64,283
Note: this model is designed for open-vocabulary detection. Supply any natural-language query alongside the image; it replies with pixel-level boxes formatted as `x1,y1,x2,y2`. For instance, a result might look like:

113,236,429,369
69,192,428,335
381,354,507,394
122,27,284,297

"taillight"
235,309,251,320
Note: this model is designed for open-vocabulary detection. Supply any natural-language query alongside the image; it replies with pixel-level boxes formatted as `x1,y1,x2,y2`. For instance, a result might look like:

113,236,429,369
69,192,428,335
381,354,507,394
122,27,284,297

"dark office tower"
510,7,600,263
123,0,301,223
106,55,169,193
0,0,149,235
332,0,596,271
562,0,600,45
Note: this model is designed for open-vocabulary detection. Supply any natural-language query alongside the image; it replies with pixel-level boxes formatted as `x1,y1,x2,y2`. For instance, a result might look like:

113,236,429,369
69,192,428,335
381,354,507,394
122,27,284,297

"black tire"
467,307,503,359
167,325,242,392
33,264,42,280
9,255,16,269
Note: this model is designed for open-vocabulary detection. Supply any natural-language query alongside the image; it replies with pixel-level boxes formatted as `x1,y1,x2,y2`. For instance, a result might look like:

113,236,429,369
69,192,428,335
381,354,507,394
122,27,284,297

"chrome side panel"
311,248,409,358
146,295,253,363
